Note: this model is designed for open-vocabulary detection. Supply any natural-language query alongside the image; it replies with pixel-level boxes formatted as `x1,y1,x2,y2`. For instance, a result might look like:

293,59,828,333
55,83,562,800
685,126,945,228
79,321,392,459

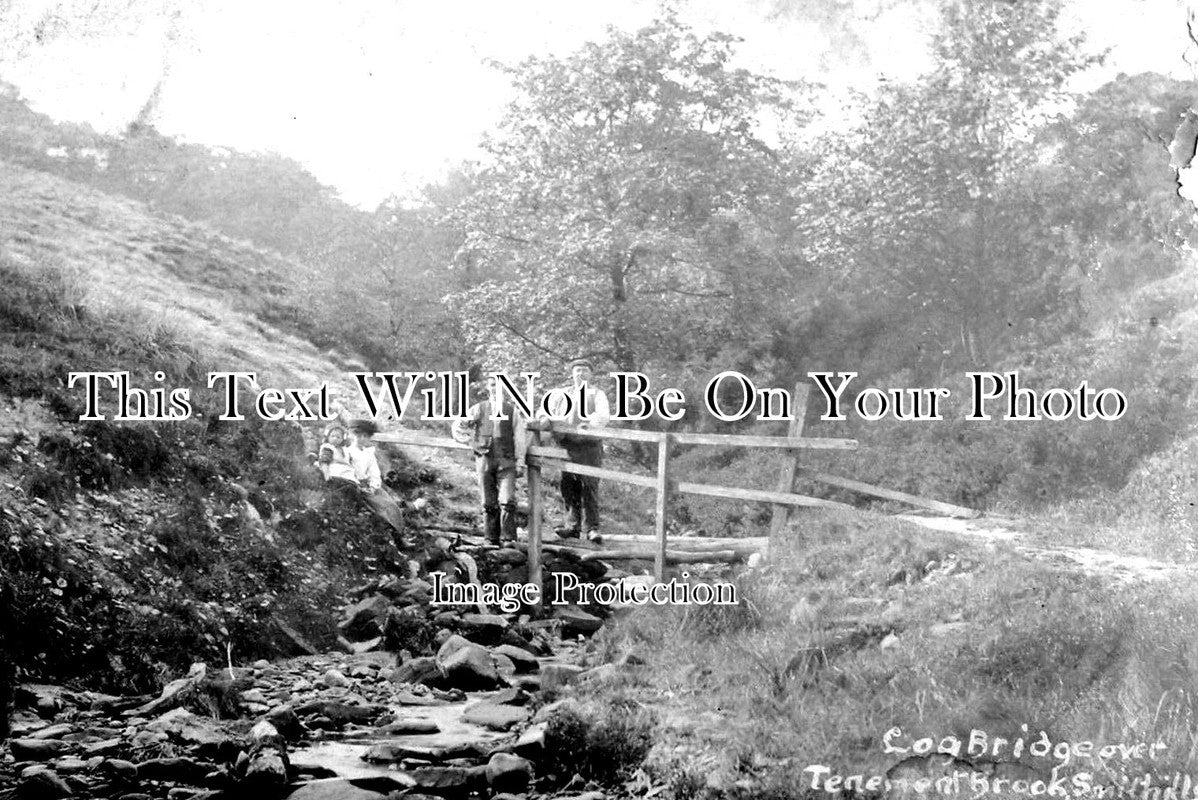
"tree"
356,196,471,369
831,0,1103,370
1038,73,1198,292
445,14,809,375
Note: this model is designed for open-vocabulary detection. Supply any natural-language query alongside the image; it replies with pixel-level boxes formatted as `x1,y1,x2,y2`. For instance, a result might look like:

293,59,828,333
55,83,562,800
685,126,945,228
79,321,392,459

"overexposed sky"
3,0,1195,208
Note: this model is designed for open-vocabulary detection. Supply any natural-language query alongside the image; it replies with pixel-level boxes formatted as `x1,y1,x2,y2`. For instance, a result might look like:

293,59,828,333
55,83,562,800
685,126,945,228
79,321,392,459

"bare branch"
491,318,573,361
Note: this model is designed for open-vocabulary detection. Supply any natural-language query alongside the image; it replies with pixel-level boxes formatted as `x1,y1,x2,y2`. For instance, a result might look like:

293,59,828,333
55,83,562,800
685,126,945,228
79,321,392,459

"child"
316,424,358,491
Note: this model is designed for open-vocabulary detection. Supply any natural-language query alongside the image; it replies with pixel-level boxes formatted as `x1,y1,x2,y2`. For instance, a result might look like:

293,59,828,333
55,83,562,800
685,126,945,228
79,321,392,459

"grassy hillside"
0,161,426,692
578,509,1198,799
0,162,362,391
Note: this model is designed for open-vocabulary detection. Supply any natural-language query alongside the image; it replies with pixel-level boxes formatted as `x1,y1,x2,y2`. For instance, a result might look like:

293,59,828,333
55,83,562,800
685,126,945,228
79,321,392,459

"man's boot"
500,502,518,543
483,505,501,545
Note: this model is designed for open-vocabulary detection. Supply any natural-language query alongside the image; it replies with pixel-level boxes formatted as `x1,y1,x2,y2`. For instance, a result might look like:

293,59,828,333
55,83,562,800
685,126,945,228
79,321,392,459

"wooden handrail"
538,423,857,451
799,468,979,519
374,431,472,450
676,481,851,510
671,432,856,450
543,425,664,443
526,456,657,489
371,417,975,601
377,425,858,453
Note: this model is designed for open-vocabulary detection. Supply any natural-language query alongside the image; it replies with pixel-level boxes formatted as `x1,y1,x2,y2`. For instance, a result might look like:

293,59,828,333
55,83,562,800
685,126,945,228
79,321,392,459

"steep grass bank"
0,161,361,385
0,241,411,693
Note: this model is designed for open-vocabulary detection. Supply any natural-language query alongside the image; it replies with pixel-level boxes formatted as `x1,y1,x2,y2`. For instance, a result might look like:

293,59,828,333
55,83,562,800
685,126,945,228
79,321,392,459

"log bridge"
374,384,978,599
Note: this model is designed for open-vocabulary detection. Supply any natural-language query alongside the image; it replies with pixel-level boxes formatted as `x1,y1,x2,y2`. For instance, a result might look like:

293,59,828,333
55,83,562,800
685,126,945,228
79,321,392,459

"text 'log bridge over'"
375,383,979,599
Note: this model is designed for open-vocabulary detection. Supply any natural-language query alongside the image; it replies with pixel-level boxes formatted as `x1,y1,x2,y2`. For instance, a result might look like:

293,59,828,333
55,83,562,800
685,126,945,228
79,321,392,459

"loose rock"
462,702,529,731
16,766,73,799
435,639,501,690
485,752,534,793
10,739,72,761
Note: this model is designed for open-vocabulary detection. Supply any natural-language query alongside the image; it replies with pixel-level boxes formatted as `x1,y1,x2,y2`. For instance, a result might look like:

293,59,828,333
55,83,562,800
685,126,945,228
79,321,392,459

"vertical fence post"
770,383,810,538
653,432,673,581
526,430,543,614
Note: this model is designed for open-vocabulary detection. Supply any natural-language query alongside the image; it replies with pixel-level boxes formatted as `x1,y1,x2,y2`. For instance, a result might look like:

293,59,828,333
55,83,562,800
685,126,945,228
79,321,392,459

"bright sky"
3,0,1195,208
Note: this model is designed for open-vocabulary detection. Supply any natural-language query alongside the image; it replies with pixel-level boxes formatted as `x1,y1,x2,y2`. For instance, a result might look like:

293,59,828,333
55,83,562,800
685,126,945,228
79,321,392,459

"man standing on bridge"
453,381,525,546
545,359,610,542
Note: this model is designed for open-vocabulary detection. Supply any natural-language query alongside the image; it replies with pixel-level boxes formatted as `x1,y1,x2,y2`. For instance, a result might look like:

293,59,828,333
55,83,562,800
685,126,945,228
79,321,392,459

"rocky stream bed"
0,540,631,800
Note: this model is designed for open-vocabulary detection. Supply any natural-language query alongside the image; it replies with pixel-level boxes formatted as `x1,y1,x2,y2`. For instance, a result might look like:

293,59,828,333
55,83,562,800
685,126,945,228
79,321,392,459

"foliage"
307,194,471,370
542,701,655,786
446,14,810,374
793,285,1196,513
822,0,1104,370
1038,72,1198,295
381,607,437,655
1,411,351,691
0,258,403,691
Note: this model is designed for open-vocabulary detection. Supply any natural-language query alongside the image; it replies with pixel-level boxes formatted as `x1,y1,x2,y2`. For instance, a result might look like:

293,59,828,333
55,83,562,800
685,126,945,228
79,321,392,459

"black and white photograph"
3,1,1198,798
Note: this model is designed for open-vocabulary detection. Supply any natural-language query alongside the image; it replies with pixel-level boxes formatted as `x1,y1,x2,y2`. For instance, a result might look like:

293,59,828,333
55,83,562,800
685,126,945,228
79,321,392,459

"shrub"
677,588,762,638
382,608,437,655
542,701,655,786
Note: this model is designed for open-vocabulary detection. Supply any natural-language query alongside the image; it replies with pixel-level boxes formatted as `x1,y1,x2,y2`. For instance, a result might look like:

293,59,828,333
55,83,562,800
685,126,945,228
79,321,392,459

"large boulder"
493,645,539,673
552,605,602,635
338,595,392,641
435,637,501,691
409,765,486,794
457,614,509,645
389,656,441,687
15,765,73,799
243,720,289,786
486,752,534,794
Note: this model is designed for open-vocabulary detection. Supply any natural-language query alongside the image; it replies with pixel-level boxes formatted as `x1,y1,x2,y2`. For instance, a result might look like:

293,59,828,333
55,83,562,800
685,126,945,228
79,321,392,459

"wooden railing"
521,424,859,585
373,384,978,595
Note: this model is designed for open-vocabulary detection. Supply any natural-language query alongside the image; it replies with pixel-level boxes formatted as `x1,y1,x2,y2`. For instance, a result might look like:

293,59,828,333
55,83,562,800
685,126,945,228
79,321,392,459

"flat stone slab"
377,719,440,735
8,739,72,761
493,645,539,673
393,690,446,706
410,765,486,792
361,741,481,763
286,776,414,800
462,702,529,732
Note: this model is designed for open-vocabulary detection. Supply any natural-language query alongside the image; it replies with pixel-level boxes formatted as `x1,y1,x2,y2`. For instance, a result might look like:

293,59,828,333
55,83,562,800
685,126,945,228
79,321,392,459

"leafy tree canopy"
825,0,1104,371
446,14,812,376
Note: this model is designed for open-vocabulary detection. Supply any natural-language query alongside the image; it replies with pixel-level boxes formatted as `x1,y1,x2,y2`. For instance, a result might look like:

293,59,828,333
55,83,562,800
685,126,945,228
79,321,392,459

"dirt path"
897,512,1191,584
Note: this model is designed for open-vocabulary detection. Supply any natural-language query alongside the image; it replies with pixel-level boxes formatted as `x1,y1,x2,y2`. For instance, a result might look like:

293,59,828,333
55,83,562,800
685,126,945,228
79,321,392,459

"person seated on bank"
451,380,526,546
315,424,406,539
316,424,359,494
346,423,406,536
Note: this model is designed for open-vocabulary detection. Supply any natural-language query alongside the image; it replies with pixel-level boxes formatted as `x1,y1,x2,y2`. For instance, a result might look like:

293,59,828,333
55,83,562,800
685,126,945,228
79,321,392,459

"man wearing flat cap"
545,358,610,541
